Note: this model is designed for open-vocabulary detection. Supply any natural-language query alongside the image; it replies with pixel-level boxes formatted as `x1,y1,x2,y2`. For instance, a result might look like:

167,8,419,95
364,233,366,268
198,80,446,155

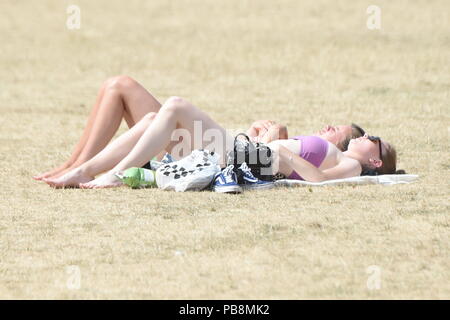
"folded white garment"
274,174,419,187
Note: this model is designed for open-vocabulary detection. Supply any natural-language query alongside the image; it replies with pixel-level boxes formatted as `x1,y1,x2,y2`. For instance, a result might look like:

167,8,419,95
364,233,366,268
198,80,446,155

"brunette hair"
361,141,398,175
377,141,397,174
339,123,366,151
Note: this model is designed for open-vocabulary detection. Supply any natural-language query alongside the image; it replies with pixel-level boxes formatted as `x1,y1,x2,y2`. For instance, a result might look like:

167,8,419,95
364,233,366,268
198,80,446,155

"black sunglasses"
367,135,383,161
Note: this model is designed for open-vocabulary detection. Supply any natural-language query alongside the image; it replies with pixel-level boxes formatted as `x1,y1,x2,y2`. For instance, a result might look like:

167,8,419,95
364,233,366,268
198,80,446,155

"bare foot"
33,162,72,181
43,167,93,189
46,166,76,180
80,171,124,189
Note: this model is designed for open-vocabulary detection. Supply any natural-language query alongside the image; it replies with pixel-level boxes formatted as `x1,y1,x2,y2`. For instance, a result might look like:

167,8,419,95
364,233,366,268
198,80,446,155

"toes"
92,183,113,189
48,182,57,188
93,183,107,189
43,178,54,186
35,172,53,181
45,178,63,188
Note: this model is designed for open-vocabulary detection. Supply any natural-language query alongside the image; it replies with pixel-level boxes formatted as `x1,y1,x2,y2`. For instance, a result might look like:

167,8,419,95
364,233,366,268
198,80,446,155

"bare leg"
34,76,162,180
43,112,159,188
80,97,233,188
33,80,108,180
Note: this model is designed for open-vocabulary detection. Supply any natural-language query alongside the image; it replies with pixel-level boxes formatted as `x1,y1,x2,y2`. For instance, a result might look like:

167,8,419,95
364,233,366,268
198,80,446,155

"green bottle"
115,167,156,189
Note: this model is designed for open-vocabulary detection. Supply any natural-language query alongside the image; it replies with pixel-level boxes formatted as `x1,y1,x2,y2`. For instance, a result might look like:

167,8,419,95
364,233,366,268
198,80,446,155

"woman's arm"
246,120,288,143
272,145,361,182
260,124,288,143
246,120,274,139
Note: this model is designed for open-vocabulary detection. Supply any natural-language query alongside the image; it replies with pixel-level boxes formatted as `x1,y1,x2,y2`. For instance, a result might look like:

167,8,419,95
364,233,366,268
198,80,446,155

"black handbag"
226,133,274,181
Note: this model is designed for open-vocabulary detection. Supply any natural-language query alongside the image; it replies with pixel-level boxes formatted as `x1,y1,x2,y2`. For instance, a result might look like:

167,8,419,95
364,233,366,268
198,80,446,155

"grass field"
0,0,449,299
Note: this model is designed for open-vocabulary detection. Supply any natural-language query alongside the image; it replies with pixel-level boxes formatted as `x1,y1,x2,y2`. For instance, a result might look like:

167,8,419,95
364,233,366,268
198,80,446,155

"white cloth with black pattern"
155,149,221,192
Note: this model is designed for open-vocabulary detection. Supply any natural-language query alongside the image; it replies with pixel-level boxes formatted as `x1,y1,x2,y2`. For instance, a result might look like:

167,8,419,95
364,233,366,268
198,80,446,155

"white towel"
274,174,418,187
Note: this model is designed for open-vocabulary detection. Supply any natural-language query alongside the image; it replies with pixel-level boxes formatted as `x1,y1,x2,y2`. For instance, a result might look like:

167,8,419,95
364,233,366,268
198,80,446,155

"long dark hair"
340,123,366,151
361,141,398,175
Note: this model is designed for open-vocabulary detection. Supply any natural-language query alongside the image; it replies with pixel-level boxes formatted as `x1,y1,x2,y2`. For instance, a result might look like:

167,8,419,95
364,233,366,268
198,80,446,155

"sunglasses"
367,135,383,161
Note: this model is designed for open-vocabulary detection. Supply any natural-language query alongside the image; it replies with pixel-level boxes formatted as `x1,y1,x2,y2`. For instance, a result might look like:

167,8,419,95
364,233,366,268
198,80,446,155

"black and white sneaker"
212,165,243,194
238,162,274,190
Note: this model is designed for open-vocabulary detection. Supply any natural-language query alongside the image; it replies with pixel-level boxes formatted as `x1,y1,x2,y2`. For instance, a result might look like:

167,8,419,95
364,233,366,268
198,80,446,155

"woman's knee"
134,112,157,131
143,112,157,121
161,96,192,114
104,75,138,92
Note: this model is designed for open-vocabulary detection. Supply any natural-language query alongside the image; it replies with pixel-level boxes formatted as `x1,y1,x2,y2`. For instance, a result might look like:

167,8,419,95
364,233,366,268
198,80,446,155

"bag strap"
234,133,251,144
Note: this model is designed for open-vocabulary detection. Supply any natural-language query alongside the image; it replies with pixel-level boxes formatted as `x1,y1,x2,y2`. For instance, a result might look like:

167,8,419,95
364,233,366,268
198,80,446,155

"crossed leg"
34,76,162,180
45,96,233,188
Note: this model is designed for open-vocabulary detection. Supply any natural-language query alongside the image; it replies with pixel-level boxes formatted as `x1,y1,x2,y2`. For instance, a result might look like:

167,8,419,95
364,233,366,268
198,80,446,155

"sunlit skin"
33,79,347,183
344,134,384,169
32,76,164,181
247,121,353,149
33,74,359,184
268,133,384,182
314,125,352,147
39,94,384,188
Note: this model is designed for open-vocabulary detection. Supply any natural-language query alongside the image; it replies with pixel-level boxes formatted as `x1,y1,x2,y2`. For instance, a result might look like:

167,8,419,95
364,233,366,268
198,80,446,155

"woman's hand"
270,143,361,182
246,120,288,143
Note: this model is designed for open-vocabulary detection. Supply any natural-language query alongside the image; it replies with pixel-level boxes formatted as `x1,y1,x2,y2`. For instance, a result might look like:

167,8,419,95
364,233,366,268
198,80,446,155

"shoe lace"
239,162,256,179
222,165,236,183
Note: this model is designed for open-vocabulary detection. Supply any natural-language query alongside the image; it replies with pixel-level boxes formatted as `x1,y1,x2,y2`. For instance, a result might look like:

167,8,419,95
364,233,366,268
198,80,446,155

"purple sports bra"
287,135,329,180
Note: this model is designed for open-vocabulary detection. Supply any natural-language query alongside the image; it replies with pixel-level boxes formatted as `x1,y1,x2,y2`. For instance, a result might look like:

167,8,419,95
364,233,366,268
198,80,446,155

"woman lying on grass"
34,76,396,189
34,76,364,182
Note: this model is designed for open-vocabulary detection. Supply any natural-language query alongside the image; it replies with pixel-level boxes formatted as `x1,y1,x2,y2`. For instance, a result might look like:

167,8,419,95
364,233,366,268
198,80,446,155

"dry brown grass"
0,0,449,299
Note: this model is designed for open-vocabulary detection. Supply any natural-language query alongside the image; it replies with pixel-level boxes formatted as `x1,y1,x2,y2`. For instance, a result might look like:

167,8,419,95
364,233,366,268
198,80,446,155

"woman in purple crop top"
245,120,369,181
266,133,397,182
36,76,396,188
283,135,329,180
